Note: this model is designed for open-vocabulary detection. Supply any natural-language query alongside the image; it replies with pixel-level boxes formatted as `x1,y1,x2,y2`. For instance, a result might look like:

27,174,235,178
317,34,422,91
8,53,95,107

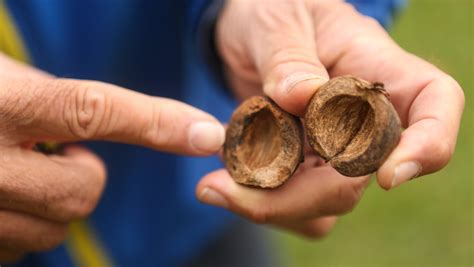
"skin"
0,54,225,262
0,0,464,262
196,0,464,239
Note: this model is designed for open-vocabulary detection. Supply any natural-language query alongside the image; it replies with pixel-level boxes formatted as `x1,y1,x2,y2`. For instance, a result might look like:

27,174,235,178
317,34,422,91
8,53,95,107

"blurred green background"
275,0,473,266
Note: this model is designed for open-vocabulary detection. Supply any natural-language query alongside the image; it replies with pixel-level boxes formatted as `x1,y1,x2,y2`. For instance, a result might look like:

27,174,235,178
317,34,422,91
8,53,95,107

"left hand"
0,54,226,262
196,0,465,238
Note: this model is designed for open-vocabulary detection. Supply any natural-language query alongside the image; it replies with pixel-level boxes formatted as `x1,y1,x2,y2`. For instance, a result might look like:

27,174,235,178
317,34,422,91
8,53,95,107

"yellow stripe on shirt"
66,222,115,267
0,2,114,267
0,0,29,62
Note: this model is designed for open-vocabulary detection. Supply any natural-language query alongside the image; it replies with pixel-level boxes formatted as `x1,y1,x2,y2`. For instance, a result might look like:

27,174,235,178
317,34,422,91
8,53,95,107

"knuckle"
304,228,330,240
338,1,358,13
59,193,99,220
331,183,363,215
339,2,383,30
247,206,273,225
33,225,67,251
417,119,454,171
312,1,353,16
445,75,465,107
0,79,39,127
339,19,388,55
303,224,333,240
142,100,174,147
60,80,109,139
75,180,104,219
432,140,453,169
344,30,376,54
54,172,106,221
360,14,383,29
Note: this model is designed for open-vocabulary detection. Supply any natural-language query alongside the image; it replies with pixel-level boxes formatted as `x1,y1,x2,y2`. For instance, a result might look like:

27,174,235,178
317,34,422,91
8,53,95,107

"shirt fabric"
2,0,403,266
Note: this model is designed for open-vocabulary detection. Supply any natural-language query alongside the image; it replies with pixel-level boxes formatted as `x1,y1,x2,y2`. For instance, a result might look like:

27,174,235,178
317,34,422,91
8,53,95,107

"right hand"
0,53,225,263
198,0,464,239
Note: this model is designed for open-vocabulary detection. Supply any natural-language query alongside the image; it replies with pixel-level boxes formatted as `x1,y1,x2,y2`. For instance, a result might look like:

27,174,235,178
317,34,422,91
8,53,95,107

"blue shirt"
3,0,402,266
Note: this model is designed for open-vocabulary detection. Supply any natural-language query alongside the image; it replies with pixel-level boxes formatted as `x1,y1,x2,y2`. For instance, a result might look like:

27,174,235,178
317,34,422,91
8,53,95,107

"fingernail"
281,73,328,93
391,161,422,189
199,187,228,208
189,121,225,154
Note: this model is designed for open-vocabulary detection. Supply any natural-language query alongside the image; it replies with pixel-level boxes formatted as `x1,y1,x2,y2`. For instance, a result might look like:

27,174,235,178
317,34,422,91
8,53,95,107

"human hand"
0,54,225,262
196,0,464,238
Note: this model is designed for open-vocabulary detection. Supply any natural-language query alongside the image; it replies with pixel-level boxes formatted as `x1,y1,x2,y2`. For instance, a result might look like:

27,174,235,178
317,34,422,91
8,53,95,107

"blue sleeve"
187,0,212,32
188,0,230,96
344,0,406,27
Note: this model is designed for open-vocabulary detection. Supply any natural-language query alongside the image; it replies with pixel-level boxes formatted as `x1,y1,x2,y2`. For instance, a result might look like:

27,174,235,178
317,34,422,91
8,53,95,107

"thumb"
247,1,329,116
5,78,225,156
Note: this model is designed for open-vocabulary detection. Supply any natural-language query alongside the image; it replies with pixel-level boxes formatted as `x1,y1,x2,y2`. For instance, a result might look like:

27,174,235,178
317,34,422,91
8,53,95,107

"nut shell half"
304,76,401,177
224,96,304,188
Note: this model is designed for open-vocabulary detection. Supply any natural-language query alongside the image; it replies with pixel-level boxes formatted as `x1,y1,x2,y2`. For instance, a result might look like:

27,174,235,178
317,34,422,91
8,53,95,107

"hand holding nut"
197,0,464,239
224,76,401,188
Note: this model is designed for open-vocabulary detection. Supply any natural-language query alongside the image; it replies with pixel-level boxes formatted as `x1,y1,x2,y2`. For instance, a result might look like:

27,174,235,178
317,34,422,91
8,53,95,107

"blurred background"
273,0,473,266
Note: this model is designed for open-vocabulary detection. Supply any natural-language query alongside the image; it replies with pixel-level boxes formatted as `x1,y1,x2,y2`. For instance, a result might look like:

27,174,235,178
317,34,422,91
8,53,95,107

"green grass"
276,1,473,266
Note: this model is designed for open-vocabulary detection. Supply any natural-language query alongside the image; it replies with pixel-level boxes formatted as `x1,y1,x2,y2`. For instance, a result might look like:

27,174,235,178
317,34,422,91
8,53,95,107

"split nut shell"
304,76,401,177
224,96,304,188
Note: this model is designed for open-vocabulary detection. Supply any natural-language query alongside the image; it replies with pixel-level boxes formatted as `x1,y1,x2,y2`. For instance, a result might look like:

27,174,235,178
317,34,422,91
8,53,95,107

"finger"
196,166,370,223
311,2,465,189
220,0,329,116
0,210,67,252
276,216,337,239
313,2,452,126
0,249,24,264
0,78,225,155
0,145,106,222
0,52,51,79
376,77,464,189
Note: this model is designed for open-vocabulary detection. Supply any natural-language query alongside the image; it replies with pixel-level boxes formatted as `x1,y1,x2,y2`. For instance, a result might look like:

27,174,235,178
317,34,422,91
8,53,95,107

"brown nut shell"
224,96,304,188
304,76,401,177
